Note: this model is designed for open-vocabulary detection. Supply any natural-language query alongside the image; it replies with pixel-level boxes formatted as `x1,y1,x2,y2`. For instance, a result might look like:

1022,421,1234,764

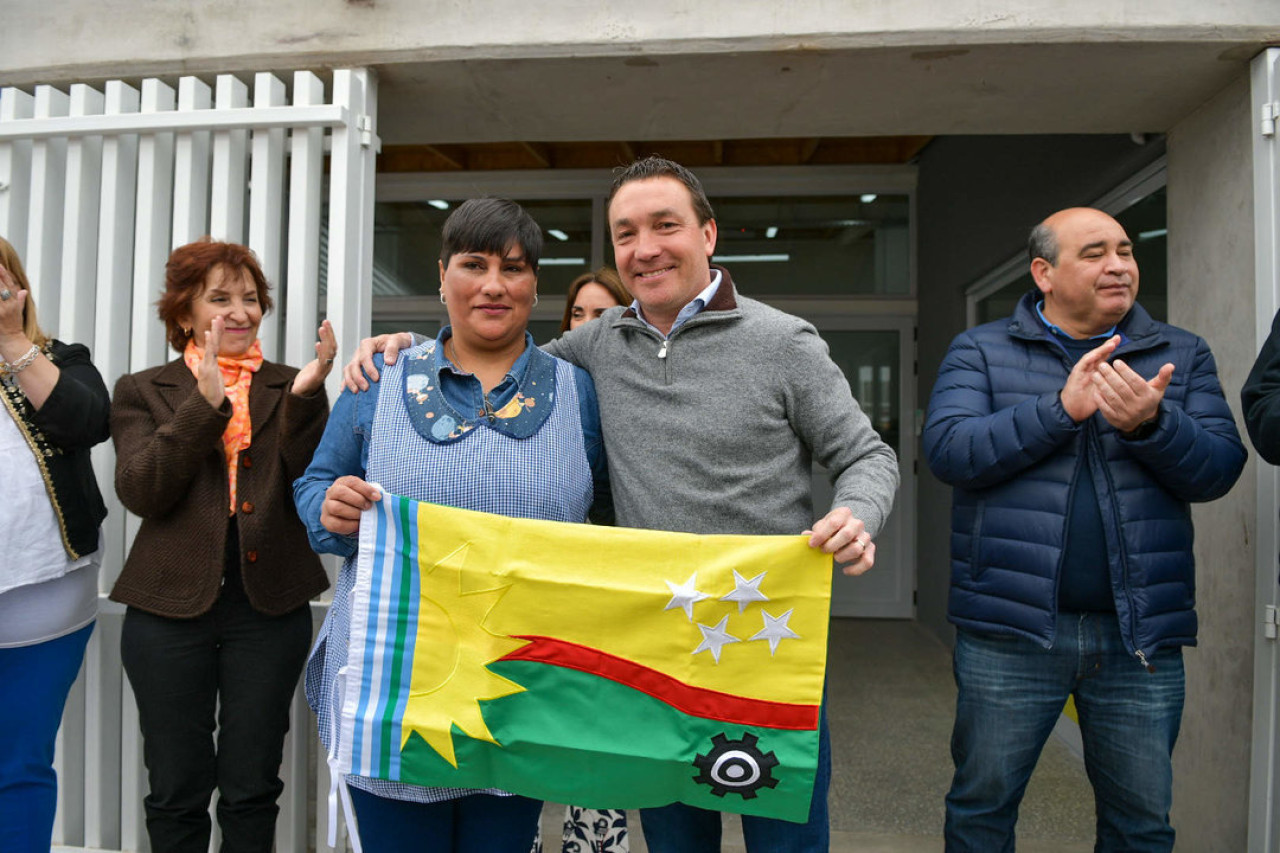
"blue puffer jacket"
924,293,1246,663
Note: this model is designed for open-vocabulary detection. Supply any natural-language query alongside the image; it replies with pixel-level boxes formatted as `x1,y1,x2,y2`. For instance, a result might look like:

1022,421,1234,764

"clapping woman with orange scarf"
109,238,333,853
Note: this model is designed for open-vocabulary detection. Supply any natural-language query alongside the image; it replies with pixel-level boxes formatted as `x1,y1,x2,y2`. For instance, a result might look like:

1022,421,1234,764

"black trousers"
121,545,312,853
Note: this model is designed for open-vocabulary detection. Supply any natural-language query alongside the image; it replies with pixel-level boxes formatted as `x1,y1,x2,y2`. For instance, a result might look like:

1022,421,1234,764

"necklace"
446,338,499,420
445,338,470,374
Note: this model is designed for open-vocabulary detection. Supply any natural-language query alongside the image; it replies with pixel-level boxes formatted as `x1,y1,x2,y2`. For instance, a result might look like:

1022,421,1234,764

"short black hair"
607,156,716,225
440,198,542,271
1028,221,1059,266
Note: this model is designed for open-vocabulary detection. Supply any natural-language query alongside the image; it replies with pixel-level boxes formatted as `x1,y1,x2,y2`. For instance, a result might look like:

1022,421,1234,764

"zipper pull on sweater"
658,339,669,359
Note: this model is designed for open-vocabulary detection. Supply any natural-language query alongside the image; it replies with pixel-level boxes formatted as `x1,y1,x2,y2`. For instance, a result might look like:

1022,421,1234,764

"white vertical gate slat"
28,85,69,331
54,656,88,847
249,72,287,360
84,609,125,851
85,80,137,853
324,68,375,404
83,79,139,853
172,77,212,246
1,67,379,853
0,87,35,252
356,70,378,362
93,79,140,599
59,83,105,348
284,71,325,371
209,75,249,244
55,93,102,848
130,78,175,373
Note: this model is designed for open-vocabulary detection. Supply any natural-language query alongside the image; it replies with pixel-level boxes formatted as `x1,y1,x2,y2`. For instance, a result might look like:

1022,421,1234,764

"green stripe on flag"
395,660,818,823
379,495,417,777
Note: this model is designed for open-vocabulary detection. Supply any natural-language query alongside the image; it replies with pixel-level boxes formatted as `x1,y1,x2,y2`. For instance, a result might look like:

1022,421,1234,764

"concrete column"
1166,69,1257,849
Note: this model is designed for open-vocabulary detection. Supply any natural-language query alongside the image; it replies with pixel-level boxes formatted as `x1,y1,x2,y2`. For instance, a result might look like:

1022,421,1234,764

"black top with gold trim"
1,340,111,559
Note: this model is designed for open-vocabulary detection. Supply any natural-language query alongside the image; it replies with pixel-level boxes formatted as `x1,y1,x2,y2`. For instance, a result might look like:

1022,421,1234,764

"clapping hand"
292,319,338,397
197,316,227,409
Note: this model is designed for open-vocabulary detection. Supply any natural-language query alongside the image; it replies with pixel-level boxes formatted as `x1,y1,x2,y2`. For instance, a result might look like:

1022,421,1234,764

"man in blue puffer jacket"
925,207,1246,852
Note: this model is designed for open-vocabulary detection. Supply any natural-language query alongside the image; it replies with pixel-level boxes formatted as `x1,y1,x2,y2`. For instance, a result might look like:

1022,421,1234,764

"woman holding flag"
295,198,611,852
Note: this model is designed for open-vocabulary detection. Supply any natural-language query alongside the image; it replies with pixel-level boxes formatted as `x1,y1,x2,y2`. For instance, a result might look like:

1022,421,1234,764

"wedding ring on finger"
0,289,11,301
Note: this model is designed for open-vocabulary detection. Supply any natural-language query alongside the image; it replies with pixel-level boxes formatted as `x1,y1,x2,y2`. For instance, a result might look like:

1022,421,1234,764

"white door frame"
1248,45,1280,853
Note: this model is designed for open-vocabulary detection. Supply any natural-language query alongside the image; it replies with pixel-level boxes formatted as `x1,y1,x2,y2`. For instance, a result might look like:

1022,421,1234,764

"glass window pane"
371,199,597,298
688,195,910,297
1115,187,1166,323
820,330,900,451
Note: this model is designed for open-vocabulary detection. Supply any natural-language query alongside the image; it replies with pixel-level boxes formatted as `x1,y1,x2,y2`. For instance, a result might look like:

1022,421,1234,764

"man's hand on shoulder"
1060,335,1119,423
342,332,414,392
806,507,876,576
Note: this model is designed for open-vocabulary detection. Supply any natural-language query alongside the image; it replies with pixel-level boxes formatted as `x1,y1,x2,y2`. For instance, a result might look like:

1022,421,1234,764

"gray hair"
1028,222,1059,266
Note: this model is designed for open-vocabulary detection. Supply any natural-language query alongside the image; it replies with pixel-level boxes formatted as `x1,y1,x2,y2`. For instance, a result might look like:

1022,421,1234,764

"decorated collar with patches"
401,331,557,444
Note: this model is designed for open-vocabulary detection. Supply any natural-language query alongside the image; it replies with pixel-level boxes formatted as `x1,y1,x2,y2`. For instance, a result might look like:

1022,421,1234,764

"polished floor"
540,619,1095,852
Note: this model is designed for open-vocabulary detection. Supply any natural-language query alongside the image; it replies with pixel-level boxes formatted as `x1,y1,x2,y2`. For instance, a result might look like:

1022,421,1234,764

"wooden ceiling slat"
379,136,933,173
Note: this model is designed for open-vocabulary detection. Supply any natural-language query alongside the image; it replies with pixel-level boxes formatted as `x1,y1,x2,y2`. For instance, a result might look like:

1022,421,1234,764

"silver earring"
439,292,446,304
532,293,539,307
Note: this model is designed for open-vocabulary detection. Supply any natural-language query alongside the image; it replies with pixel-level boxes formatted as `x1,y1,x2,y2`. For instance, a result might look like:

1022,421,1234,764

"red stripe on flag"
500,635,820,731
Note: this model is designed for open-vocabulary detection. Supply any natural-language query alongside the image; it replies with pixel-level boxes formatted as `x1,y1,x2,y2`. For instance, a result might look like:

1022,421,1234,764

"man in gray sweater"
344,157,899,853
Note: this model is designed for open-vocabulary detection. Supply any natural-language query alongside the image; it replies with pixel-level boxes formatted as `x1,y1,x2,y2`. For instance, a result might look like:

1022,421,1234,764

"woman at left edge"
0,235,110,853
109,238,334,853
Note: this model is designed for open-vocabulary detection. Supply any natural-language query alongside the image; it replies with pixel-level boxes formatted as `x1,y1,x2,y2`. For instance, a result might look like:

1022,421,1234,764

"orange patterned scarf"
184,339,264,514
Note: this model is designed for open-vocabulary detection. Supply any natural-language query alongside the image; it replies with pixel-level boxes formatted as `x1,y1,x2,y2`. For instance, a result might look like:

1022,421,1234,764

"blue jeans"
0,622,94,853
348,786,543,852
945,615,1184,853
640,713,830,853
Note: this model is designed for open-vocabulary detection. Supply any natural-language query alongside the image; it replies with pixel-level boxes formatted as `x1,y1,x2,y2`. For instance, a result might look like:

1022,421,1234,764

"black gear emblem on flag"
692,732,780,799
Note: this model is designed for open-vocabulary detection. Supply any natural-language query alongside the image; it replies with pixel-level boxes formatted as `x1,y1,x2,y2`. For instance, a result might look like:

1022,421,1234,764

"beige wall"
11,1,1278,78
6,3,1277,144
1167,70,1258,848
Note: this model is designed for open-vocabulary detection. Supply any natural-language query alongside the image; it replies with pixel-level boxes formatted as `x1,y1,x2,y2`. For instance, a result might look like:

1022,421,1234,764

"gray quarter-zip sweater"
543,265,899,538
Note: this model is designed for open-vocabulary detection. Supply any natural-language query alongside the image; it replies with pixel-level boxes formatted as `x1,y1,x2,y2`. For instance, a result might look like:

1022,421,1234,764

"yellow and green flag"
336,491,832,822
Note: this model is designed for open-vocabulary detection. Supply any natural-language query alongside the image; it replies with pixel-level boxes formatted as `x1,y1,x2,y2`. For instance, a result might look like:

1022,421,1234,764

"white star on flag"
692,616,741,663
720,570,770,613
750,608,801,655
664,572,710,621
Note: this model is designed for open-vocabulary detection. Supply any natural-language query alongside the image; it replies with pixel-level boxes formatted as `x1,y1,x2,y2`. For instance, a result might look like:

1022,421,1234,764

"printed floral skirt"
531,806,629,853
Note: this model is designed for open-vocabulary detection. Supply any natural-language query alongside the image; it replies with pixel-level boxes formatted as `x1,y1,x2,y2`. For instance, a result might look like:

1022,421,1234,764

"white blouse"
0,394,100,646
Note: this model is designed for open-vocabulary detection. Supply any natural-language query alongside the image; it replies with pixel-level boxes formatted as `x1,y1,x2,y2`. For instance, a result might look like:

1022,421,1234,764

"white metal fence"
0,67,379,852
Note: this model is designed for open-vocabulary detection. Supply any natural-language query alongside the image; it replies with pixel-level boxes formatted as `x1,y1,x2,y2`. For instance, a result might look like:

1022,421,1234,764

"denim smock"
308,338,594,805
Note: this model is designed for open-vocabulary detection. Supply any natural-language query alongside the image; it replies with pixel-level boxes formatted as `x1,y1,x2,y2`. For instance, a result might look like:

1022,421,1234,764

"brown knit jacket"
109,358,330,618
